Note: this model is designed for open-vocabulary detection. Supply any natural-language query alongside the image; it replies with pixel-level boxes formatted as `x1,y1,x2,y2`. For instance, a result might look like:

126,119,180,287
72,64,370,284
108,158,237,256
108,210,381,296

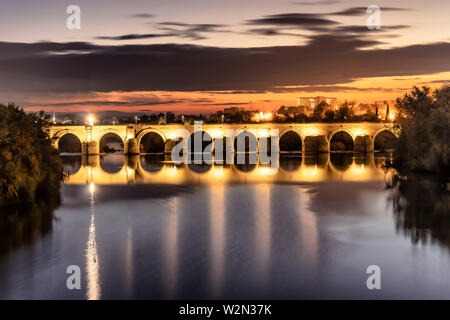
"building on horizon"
297,96,339,110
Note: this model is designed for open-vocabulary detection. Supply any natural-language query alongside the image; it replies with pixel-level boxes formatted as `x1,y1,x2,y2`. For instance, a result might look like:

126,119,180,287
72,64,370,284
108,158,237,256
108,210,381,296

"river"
0,153,449,299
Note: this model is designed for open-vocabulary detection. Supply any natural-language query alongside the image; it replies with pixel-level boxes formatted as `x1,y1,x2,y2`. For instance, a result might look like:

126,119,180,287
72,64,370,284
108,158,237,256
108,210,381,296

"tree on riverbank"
0,104,63,206
394,85,449,176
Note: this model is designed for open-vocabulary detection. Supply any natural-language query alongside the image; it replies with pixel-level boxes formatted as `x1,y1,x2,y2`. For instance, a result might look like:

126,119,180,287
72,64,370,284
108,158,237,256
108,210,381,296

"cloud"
156,22,229,40
96,22,229,42
33,99,182,107
245,13,338,28
268,85,406,93
419,79,450,84
96,33,173,40
293,1,341,5
0,38,448,93
245,28,305,37
334,25,409,34
331,7,412,16
129,13,155,18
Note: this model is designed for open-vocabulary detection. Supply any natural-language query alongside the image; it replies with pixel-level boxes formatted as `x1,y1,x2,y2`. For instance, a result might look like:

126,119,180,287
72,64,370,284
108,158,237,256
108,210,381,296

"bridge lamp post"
88,115,95,127
86,115,95,142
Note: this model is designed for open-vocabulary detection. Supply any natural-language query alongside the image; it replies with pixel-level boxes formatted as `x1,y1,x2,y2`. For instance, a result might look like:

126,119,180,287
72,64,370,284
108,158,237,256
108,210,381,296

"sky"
0,0,449,114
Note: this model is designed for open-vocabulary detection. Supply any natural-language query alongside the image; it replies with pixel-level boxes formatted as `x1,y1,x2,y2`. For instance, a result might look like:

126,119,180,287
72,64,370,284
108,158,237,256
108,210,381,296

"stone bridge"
50,122,398,154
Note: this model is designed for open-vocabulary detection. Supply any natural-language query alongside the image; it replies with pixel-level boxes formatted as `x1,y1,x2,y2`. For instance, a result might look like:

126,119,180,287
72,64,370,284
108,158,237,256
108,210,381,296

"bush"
0,104,63,206
394,85,449,176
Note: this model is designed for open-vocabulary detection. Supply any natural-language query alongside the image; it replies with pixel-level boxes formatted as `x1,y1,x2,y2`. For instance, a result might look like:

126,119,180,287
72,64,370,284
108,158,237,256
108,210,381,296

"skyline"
0,0,449,114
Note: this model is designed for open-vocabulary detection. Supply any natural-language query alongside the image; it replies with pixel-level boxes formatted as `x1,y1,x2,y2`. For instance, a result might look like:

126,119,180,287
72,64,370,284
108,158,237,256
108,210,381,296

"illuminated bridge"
50,122,398,155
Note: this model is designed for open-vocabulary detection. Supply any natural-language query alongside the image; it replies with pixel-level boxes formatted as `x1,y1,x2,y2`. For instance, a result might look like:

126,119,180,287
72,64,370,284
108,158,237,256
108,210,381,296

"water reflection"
388,172,450,249
86,182,101,300
62,153,394,186
1,153,450,299
163,197,179,298
0,196,60,256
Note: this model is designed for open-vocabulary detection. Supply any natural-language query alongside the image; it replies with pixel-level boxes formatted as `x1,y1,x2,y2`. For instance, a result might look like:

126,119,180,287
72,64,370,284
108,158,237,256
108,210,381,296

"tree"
0,104,63,206
335,103,354,122
324,110,336,122
394,85,449,175
311,101,328,121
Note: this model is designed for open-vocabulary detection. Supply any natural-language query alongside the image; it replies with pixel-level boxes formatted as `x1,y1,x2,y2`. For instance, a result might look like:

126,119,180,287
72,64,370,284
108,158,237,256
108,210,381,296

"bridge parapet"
50,122,398,155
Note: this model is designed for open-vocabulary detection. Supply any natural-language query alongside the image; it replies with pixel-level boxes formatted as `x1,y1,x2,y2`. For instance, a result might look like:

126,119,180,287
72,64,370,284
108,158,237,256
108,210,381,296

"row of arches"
57,129,398,154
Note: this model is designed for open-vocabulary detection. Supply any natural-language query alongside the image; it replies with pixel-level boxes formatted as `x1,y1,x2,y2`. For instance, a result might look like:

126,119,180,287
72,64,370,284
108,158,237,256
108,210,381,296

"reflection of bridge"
63,154,394,185
50,122,398,155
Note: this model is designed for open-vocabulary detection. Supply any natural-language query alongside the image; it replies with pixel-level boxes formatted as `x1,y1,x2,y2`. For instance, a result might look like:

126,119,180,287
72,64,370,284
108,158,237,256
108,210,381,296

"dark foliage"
394,85,449,176
388,172,450,249
0,103,64,206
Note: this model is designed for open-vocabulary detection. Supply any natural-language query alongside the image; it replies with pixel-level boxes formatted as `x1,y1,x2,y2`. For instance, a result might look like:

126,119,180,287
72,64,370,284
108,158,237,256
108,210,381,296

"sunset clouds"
0,0,449,113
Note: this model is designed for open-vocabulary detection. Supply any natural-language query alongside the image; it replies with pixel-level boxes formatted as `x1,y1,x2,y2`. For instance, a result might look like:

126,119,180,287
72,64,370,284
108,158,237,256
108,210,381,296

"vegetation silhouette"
394,85,449,176
388,85,449,249
0,103,63,207
388,173,450,250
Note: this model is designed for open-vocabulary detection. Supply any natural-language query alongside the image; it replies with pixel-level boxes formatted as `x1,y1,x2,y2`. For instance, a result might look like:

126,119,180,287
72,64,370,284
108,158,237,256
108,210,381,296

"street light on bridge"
87,115,95,127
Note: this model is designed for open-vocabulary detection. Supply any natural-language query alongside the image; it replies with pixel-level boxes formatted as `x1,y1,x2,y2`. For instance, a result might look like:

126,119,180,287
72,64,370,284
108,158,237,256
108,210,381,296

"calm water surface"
0,153,449,299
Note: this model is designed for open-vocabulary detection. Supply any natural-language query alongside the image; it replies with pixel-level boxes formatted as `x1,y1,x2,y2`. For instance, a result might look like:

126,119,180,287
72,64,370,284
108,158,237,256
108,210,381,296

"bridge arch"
136,129,167,154
373,129,398,151
233,130,258,153
99,132,125,153
329,129,354,152
188,131,213,153
56,132,82,153
139,132,166,154
279,129,304,153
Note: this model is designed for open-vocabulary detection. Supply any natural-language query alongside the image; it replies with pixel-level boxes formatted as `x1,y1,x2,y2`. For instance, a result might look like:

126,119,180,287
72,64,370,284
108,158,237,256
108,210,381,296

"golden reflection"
163,197,178,298
254,184,271,291
63,154,389,186
297,187,318,276
209,184,226,297
124,223,133,298
86,183,101,300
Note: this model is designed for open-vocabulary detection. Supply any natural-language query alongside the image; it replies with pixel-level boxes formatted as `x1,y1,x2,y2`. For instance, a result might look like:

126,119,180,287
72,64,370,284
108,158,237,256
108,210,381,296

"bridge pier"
125,138,139,155
82,141,99,155
304,135,329,153
164,139,182,154
354,135,374,153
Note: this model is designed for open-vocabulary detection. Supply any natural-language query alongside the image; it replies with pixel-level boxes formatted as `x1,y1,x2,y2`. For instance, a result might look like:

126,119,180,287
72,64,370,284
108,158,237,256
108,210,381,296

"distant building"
374,100,396,119
297,96,338,110
224,107,245,115
277,105,307,117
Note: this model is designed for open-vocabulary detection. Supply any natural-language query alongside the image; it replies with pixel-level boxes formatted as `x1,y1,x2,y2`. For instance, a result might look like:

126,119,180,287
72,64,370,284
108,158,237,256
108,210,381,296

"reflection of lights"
258,167,277,176
211,166,224,177
86,214,101,300
89,182,95,195
126,167,134,176
167,165,178,177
